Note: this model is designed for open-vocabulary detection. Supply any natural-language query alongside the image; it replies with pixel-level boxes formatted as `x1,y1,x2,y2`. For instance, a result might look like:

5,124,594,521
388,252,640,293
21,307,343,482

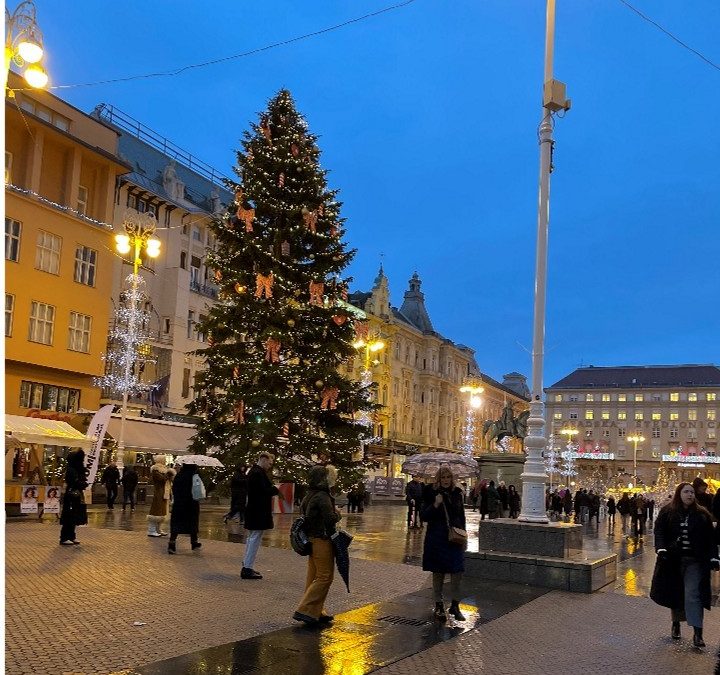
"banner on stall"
84,405,114,485
20,485,39,514
44,486,61,514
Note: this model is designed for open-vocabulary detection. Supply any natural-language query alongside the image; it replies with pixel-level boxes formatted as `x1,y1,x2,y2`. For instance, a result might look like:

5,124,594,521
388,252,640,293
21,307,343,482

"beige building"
545,364,720,485
349,268,529,479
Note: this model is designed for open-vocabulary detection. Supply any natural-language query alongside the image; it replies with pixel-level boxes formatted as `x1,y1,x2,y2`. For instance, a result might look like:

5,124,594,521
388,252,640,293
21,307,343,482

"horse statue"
483,404,530,445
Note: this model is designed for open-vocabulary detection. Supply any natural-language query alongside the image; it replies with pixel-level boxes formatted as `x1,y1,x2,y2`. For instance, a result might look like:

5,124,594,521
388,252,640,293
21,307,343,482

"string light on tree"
459,379,484,456
545,434,560,491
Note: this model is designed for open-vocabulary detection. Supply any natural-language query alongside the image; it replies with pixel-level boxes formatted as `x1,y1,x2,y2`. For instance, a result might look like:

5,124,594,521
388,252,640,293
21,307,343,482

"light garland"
459,408,476,456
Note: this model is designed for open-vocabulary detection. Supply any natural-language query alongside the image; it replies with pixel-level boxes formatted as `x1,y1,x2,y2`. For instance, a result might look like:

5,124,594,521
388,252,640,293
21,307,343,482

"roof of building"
480,373,531,402
547,364,720,390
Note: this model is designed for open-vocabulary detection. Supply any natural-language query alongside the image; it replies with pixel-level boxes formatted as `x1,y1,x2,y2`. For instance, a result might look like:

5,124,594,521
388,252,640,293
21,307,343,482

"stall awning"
106,416,195,455
5,415,94,449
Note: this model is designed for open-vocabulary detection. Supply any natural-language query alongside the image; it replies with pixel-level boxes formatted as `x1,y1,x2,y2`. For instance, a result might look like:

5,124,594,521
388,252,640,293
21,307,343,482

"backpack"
290,515,312,556
191,474,206,501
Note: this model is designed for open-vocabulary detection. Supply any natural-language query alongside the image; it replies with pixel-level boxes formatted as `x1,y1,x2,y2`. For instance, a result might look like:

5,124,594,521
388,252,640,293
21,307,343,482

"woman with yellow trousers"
293,465,342,626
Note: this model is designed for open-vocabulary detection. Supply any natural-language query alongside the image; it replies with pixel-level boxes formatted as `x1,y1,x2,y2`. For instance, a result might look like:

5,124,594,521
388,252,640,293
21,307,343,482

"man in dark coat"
405,475,424,528
101,462,120,510
121,466,139,512
497,482,509,517
224,465,248,522
168,463,201,553
692,478,713,511
242,452,279,579
60,449,88,545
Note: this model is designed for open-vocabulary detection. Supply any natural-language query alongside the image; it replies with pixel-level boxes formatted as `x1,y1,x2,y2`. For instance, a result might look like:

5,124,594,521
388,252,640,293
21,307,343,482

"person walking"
647,497,655,524
470,482,480,512
100,461,120,510
563,489,573,521
479,481,489,520
59,449,89,545
651,482,719,647
606,495,616,528
497,481,509,518
242,451,279,579
405,475,424,528
421,466,467,623
508,485,521,519
293,465,342,625
632,492,647,538
167,463,202,553
487,480,501,519
692,478,713,511
617,492,631,533
224,465,248,523
148,455,175,537
121,466,138,512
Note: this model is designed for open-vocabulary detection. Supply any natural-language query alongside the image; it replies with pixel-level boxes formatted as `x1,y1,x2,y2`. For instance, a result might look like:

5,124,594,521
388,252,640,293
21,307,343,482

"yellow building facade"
5,73,129,418
348,268,529,479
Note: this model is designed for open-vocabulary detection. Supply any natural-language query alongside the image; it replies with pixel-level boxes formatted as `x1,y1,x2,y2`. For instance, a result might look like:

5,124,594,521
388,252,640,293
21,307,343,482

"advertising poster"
373,476,390,494
20,485,39,514
44,486,61,514
390,477,406,496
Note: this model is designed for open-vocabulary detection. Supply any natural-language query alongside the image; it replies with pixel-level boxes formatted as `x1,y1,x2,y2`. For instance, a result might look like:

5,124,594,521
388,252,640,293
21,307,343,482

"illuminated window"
601,411,610,420
618,411,627,420
688,393,697,402
554,394,562,402
635,394,644,402
19,380,79,412
635,411,643,421
618,393,626,402
602,393,610,402
708,410,716,421
708,393,717,402
585,410,594,420
652,411,661,421
670,392,679,402
670,411,679,421
586,394,594,402
688,409,697,421
553,412,562,420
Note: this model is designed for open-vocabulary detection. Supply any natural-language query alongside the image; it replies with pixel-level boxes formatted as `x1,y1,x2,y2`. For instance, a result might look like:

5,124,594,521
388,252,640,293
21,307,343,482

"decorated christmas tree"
560,447,578,484
189,90,376,488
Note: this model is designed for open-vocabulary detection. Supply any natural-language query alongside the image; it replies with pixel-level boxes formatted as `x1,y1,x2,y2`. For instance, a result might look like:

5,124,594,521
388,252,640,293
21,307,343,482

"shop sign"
374,476,390,494
390,477,405,496
662,454,720,464
566,452,615,460
20,485,39,514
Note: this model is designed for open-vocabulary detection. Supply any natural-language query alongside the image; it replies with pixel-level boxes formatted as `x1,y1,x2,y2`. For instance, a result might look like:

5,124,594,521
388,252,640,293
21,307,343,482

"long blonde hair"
433,465,455,490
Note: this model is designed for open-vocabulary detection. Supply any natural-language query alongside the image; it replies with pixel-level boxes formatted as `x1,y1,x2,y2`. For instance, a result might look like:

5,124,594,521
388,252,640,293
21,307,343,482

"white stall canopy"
106,415,195,455
5,414,94,449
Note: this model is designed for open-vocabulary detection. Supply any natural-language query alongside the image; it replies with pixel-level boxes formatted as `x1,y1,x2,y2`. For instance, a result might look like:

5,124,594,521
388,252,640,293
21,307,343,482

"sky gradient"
23,0,719,387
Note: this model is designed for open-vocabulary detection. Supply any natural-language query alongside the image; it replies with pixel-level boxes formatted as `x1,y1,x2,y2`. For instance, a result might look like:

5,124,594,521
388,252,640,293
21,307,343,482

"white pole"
519,0,556,523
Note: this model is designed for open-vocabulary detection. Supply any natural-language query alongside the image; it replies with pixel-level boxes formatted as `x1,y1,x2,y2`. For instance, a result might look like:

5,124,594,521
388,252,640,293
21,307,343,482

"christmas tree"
560,447,578,484
189,90,377,488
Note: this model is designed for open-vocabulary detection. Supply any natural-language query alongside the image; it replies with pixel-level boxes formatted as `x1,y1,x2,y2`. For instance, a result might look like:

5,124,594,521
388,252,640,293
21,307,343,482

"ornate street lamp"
352,334,385,450
627,433,645,488
5,1,48,91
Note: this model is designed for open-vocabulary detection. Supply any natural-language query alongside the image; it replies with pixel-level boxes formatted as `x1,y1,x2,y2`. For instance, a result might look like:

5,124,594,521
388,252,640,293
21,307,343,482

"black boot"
671,621,680,639
168,541,176,554
433,602,447,622
448,601,466,621
693,627,705,648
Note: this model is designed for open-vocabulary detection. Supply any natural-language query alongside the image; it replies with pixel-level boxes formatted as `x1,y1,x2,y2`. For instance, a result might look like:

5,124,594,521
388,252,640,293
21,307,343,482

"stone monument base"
478,518,582,558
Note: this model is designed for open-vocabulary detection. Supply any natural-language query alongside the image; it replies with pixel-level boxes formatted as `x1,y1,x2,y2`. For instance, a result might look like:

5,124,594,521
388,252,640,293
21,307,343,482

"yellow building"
349,268,529,480
4,72,129,418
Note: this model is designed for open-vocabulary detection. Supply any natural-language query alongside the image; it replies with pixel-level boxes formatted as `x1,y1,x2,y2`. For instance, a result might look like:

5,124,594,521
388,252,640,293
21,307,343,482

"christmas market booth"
5,414,95,515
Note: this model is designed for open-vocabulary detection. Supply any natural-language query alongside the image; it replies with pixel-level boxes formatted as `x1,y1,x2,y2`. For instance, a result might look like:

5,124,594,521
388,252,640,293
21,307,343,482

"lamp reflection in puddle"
623,569,644,597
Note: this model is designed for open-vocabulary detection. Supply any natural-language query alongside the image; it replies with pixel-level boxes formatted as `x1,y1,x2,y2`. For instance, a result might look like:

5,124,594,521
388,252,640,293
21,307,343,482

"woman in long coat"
59,449,88,545
168,463,201,553
651,482,718,647
421,466,466,622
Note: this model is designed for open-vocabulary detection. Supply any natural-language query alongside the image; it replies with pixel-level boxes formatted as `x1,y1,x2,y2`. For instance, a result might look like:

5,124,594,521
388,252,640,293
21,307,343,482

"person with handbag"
651,482,719,648
168,463,202,554
420,466,467,623
293,464,342,625
59,449,89,545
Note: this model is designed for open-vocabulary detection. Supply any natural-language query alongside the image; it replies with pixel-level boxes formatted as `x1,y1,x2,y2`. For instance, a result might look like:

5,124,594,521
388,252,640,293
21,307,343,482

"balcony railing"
190,280,218,299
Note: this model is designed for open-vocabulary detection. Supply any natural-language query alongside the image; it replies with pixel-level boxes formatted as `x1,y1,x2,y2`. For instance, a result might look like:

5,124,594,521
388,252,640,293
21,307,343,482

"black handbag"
290,516,312,556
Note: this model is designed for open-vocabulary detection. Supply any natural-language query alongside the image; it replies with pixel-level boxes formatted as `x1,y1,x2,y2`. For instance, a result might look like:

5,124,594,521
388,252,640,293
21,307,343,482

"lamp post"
459,379,484,456
5,1,48,92
519,0,571,523
112,210,161,469
627,433,645,488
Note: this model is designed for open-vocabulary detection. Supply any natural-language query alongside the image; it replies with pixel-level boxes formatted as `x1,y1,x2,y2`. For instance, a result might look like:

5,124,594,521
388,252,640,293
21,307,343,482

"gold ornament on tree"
234,282,247,294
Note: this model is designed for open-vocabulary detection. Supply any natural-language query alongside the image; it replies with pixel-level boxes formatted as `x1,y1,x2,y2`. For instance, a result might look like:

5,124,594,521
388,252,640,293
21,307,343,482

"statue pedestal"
478,518,581,557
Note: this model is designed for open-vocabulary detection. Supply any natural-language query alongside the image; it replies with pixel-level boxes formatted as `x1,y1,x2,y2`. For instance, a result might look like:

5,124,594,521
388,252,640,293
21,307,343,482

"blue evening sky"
27,0,719,387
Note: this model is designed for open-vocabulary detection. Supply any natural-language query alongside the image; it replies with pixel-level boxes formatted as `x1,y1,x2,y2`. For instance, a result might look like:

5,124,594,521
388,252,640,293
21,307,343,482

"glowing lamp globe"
18,33,44,64
114,234,131,254
146,238,161,258
23,64,48,89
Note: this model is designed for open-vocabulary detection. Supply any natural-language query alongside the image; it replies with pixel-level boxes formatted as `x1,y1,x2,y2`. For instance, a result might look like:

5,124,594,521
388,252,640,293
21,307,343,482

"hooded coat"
421,483,466,574
60,449,89,527
301,466,341,539
244,464,279,531
149,462,175,517
170,464,200,535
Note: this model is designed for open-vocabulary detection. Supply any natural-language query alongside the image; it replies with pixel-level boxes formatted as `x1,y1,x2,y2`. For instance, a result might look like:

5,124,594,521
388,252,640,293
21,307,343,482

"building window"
708,410,716,421
67,311,91,352
652,394,661,402
5,217,21,262
187,310,195,339
586,394,594,402
191,225,201,241
35,231,62,274
5,293,14,337
688,393,698,402
77,185,89,216
618,428,626,438
635,411,643,421
652,427,661,438
74,245,97,286
28,301,55,345
181,368,191,398
601,393,610,402
190,256,201,287
708,393,717,402
652,411,661,421
670,392,679,402
688,429,698,441
602,430,610,438
553,412,562,420
709,430,717,440
180,251,187,269
196,314,207,342
670,428,679,439
5,151,12,183
635,394,644,402
618,411,627,420
19,380,80,412
688,409,697,421
569,395,579,402
601,410,610,420
18,98,70,131
554,394,562,402
163,317,171,334
670,411,679,421
585,429,593,438
127,194,137,209
585,410,594,420
569,412,578,420
618,393,626,402
137,199,146,213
